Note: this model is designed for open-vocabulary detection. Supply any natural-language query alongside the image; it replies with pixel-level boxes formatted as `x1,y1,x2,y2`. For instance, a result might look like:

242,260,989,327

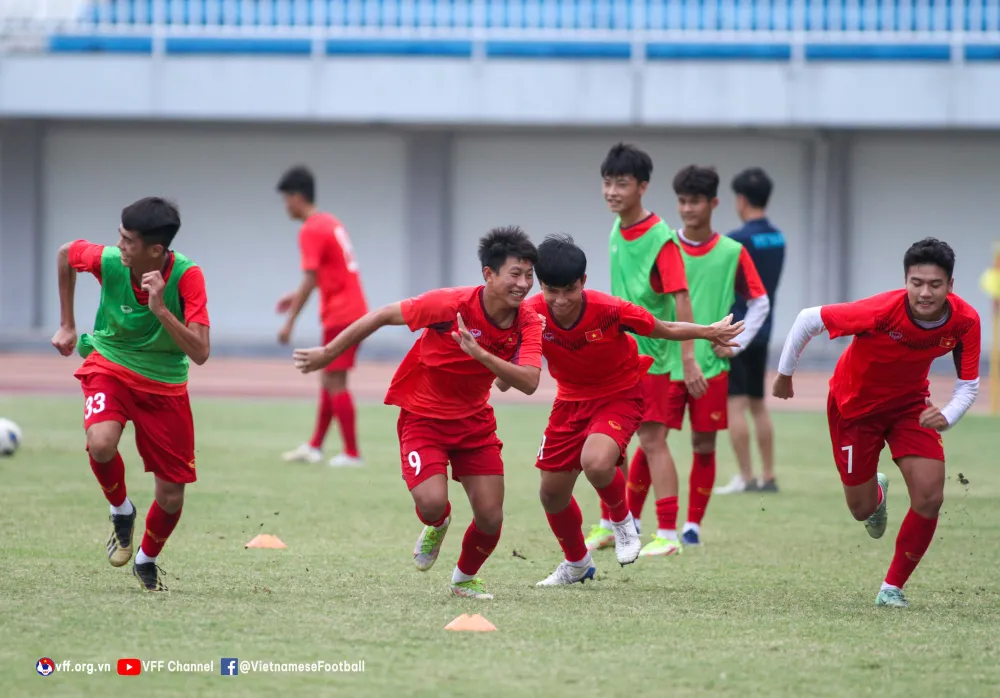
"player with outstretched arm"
294,227,543,600
773,237,981,608
501,235,744,586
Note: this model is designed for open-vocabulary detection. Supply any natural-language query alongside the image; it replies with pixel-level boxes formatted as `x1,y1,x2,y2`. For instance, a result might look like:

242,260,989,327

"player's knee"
472,506,503,535
538,485,571,513
86,432,119,463
691,432,716,455
912,489,944,517
413,493,448,523
847,498,875,521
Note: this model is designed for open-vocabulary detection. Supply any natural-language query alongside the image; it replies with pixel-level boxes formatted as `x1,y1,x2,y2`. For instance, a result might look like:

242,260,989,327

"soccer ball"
0,418,22,457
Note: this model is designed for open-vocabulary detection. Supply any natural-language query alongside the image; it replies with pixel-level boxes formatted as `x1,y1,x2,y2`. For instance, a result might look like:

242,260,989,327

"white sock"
633,518,642,535
135,548,156,566
656,528,677,540
451,567,475,584
111,499,134,517
433,517,450,531
599,518,613,530
880,581,899,592
683,522,700,535
567,553,592,568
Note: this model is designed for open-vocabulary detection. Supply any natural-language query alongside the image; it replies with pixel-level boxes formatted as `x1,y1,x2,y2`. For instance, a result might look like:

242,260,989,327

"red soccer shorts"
80,373,197,484
663,372,729,432
323,325,359,372
536,382,644,473
827,393,945,488
640,373,674,426
397,406,504,490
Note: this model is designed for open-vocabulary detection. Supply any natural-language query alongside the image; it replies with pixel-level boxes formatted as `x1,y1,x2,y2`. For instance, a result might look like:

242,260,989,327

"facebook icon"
221,658,239,676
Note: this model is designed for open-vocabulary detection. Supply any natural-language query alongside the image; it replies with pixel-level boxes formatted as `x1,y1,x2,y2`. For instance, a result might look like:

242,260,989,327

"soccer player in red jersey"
511,235,744,585
276,166,369,468
585,142,699,553
774,238,981,608
50,197,211,592
294,227,543,599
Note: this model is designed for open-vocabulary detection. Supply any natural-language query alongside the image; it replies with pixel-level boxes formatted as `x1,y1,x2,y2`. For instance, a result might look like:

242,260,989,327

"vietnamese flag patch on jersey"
585,329,603,342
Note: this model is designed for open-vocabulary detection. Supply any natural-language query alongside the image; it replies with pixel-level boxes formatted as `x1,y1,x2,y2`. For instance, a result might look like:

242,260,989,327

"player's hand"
712,344,735,359
772,373,794,400
293,346,334,374
277,322,293,345
683,358,708,400
537,313,547,332
707,314,745,348
452,312,483,358
51,325,77,357
919,398,949,431
142,271,166,316
275,291,296,314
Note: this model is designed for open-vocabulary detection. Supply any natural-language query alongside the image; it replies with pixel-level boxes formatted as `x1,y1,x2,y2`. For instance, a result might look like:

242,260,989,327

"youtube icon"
117,659,142,676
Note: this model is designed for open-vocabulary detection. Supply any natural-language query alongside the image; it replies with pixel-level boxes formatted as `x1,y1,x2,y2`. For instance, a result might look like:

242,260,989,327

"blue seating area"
31,1,1000,61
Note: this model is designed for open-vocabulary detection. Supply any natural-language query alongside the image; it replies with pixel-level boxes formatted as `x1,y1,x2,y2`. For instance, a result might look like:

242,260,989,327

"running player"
516,235,743,585
50,197,211,592
773,237,980,608
276,165,369,467
293,226,543,600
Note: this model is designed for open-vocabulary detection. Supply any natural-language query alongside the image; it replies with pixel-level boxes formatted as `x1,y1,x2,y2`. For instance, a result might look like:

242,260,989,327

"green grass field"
1,394,998,697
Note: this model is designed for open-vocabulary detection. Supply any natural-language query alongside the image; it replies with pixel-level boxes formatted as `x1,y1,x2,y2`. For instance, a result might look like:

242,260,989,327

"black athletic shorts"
728,342,769,399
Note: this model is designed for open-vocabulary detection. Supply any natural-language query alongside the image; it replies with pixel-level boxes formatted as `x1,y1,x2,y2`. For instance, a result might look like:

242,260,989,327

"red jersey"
68,240,210,396
299,212,368,329
619,214,688,294
822,289,981,419
385,286,544,419
526,291,657,401
678,232,768,301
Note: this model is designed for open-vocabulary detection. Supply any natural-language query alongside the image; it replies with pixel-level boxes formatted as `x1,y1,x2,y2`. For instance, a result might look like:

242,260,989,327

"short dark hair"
673,165,719,199
536,234,587,288
121,197,181,249
277,165,315,203
904,237,955,279
477,225,537,273
731,167,773,208
600,142,653,184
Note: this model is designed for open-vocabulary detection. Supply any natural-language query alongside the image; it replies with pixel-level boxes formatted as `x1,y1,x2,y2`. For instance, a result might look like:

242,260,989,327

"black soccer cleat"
133,561,169,592
107,500,136,568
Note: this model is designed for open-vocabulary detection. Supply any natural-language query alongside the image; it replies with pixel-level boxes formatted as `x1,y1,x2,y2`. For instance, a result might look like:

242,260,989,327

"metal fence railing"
1,1,998,55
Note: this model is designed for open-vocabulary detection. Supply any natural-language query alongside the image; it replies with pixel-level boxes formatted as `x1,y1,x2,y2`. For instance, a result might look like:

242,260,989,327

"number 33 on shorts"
85,392,107,419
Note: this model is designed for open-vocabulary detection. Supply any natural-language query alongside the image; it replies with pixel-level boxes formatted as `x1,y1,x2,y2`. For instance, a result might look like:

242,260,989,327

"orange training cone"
245,534,286,549
444,614,497,632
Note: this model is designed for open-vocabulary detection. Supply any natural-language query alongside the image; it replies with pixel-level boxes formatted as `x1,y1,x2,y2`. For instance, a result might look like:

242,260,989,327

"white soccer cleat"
612,513,642,565
329,453,364,468
283,444,323,463
714,474,758,494
536,560,596,586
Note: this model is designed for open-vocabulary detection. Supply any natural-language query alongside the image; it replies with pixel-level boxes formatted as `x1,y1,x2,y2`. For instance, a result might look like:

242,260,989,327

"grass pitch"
1,395,998,697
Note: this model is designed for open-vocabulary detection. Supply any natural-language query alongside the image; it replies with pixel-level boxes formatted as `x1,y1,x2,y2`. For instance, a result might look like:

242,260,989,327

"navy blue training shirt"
727,218,785,346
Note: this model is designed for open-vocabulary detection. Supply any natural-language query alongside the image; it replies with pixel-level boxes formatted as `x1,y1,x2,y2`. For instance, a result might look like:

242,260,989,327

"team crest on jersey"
469,328,482,338
940,336,956,349
543,332,555,341
585,329,603,342
888,331,902,341
121,305,133,314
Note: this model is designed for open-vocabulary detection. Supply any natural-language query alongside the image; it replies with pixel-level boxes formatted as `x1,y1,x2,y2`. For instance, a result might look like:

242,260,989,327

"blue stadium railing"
3,1,998,61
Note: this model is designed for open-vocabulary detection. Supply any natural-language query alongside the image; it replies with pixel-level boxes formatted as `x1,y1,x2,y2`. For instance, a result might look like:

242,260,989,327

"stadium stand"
0,1,998,61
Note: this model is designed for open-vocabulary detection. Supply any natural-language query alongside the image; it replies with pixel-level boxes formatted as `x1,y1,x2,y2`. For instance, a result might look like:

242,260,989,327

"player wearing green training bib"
629,166,771,553
51,197,211,593
583,142,700,557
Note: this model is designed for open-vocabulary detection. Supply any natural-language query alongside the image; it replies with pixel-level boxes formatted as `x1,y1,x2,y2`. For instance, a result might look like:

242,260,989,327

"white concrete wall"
451,131,810,346
848,133,1000,346
39,123,407,347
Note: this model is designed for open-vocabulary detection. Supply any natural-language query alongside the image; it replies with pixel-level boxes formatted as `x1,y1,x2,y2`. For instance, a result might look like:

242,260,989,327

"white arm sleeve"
940,378,980,429
776,307,826,376
732,295,771,355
